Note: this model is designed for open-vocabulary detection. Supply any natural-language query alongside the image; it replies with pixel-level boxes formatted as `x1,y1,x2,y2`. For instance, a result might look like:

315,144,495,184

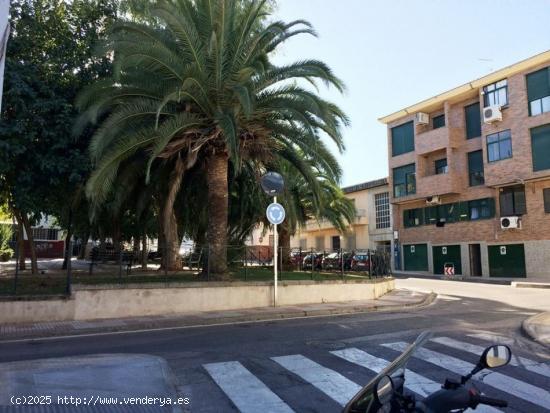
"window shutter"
527,67,550,102
514,188,527,215
465,102,482,139
531,124,550,171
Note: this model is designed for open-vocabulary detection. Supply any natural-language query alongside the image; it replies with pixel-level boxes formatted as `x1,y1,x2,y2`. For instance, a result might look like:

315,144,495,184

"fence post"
66,239,72,295
13,217,19,295
369,249,373,278
341,247,344,280
207,246,210,281
279,246,283,281
244,245,248,281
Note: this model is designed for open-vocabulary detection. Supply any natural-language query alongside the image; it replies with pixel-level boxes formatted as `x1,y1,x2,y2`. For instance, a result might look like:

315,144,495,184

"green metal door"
433,245,462,275
404,244,428,271
488,244,526,277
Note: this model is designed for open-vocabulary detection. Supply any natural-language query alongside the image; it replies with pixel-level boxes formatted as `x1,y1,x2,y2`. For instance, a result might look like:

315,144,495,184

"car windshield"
342,331,433,413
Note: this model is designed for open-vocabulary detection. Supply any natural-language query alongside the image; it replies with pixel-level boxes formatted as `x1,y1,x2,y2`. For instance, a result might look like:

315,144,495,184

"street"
0,279,549,413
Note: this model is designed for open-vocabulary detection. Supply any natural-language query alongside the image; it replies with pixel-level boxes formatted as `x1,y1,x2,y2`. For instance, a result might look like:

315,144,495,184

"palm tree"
77,0,348,277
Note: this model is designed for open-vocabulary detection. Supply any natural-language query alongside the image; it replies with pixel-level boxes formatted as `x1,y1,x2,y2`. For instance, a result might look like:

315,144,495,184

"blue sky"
273,0,550,186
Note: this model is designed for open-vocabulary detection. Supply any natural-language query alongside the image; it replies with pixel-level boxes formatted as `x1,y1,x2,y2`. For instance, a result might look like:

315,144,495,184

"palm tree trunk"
162,155,185,271
279,223,291,271
206,151,229,278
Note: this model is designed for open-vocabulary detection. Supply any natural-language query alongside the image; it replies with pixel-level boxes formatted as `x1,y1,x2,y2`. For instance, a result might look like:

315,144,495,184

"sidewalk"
394,271,550,287
0,289,435,341
523,312,550,346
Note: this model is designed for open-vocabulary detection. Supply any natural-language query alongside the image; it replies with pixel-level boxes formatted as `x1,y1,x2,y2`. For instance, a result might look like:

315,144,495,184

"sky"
272,0,550,187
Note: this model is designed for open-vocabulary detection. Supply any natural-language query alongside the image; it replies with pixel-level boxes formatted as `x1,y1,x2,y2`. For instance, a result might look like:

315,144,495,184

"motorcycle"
343,331,512,413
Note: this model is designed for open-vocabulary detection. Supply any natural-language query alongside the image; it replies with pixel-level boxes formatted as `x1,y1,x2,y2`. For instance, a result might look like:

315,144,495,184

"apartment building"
290,178,393,253
380,50,550,279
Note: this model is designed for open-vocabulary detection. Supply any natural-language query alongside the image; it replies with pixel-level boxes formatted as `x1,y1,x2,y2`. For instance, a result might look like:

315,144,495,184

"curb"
0,292,437,342
522,312,550,347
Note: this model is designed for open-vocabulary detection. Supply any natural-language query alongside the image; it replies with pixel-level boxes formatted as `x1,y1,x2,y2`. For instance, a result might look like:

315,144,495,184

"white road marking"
467,332,516,346
383,342,550,409
203,361,294,413
272,354,361,406
331,348,500,413
432,336,550,378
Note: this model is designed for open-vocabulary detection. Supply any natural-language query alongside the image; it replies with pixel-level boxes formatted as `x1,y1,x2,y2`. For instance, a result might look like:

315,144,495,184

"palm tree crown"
77,0,349,275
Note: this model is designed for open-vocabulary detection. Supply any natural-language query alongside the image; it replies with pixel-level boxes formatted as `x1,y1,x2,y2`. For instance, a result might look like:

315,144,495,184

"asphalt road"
0,280,549,413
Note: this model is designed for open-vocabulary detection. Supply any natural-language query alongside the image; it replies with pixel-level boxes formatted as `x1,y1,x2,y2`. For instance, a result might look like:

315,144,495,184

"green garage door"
404,244,429,271
488,244,526,277
433,245,462,275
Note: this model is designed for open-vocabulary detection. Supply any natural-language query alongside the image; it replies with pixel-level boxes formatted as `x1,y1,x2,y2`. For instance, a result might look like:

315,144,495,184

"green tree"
78,0,348,277
0,0,120,272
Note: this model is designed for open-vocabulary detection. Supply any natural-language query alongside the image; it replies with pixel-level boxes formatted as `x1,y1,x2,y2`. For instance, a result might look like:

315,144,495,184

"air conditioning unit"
426,195,441,205
483,105,502,124
500,216,521,229
416,112,429,125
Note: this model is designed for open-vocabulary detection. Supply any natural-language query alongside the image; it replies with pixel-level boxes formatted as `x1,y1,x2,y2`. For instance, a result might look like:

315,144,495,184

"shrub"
0,224,14,261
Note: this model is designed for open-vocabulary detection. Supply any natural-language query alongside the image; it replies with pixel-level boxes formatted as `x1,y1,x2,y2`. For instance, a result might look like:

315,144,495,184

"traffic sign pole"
273,196,278,307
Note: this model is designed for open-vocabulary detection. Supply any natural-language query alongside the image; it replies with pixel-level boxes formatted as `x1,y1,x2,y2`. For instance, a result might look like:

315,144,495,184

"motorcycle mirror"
374,375,394,405
480,345,512,369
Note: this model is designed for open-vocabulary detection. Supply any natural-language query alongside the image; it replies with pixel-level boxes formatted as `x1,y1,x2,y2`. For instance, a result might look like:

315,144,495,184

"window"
432,114,445,129
465,102,482,139
402,198,494,227
31,228,59,240
487,130,512,162
404,208,423,228
435,158,448,175
527,66,550,116
544,188,550,213
391,121,414,156
500,186,526,216
531,124,550,171
467,150,485,186
393,163,416,197
299,238,307,249
483,79,508,107
375,192,391,229
469,198,495,220
315,236,324,251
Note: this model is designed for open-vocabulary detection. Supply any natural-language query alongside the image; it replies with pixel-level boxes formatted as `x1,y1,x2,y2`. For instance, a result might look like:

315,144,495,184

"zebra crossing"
200,334,550,413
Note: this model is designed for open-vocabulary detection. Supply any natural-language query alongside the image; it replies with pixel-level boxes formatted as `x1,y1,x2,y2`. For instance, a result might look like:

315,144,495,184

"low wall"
0,296,75,323
0,278,394,323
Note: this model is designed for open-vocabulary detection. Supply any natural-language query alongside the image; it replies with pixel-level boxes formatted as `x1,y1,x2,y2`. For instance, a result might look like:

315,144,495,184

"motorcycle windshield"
342,331,433,413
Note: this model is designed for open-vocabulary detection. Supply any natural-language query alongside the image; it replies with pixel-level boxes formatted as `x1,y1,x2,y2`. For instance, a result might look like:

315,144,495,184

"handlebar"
423,387,507,411
476,395,508,408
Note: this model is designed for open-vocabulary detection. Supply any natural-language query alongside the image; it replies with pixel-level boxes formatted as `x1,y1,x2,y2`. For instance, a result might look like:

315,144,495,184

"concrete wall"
0,297,75,324
0,279,394,324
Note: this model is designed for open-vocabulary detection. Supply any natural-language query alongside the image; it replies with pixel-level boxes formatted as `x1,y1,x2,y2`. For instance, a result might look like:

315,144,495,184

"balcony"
415,126,458,156
392,172,460,203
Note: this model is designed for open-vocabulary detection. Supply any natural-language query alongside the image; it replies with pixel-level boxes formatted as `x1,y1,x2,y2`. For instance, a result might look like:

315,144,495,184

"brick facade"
383,53,550,278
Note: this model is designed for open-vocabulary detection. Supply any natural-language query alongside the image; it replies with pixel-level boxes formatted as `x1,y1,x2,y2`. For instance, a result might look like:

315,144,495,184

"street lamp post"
261,172,285,307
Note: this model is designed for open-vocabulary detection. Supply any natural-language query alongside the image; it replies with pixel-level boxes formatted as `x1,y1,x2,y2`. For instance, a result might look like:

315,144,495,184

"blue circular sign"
266,203,285,225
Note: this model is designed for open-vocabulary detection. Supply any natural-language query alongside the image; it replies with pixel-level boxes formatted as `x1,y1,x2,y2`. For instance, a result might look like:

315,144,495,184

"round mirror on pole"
260,172,285,196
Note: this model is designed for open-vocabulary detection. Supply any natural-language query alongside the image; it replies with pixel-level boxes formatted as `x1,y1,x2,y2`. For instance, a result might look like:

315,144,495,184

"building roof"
379,49,550,124
342,177,388,194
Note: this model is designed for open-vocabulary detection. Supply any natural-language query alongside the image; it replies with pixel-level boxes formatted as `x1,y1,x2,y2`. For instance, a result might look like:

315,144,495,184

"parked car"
350,251,371,271
289,250,305,268
302,252,324,270
321,251,353,270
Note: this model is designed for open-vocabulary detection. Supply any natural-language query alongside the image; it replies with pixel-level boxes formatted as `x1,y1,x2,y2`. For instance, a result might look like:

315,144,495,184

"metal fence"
0,241,392,297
